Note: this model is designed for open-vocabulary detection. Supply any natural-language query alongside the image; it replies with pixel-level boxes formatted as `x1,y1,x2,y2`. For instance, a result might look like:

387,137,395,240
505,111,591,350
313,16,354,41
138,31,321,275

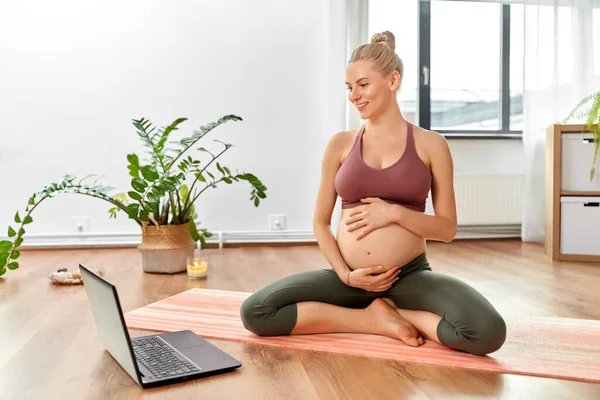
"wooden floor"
2,239,600,399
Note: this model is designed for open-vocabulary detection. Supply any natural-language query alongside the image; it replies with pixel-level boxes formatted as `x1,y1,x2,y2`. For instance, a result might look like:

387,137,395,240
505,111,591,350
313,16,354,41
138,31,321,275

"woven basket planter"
137,223,197,274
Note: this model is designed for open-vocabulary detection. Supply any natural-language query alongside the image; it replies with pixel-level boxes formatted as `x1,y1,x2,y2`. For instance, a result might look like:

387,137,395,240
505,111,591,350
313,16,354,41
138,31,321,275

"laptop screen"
80,265,141,386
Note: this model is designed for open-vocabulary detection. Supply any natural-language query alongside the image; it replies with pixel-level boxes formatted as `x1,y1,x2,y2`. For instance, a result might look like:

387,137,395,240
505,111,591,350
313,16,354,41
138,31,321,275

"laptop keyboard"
132,336,200,379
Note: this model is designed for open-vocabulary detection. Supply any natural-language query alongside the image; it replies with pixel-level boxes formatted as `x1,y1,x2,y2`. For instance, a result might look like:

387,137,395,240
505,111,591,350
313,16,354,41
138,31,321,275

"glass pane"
510,4,524,131
431,1,501,130
368,0,418,124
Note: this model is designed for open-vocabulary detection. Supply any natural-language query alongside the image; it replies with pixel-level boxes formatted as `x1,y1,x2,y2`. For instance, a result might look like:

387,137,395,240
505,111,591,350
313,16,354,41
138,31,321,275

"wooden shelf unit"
545,124,600,262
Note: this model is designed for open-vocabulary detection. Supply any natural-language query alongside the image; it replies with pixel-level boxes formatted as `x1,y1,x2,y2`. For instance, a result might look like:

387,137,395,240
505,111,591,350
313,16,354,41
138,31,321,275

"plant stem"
6,194,49,262
175,190,183,221
148,214,159,226
160,198,169,224
69,187,138,224
181,177,226,218
169,193,178,224
185,146,230,212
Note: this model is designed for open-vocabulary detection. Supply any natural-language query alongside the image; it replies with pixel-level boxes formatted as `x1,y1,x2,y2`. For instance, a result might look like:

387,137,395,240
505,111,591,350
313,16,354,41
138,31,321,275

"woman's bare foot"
381,297,426,345
366,298,424,347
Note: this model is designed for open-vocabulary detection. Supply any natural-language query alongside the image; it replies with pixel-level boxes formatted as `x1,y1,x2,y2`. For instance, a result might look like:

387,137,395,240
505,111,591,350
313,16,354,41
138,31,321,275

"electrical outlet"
269,214,286,230
72,216,90,233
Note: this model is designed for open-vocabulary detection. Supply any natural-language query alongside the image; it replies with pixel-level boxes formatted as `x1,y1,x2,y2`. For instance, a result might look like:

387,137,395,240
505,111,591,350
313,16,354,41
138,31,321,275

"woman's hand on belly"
337,207,426,271
345,197,398,240
348,265,401,292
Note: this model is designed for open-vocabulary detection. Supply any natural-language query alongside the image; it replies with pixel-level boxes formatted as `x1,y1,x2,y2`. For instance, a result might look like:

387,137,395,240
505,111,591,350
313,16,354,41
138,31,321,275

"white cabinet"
561,133,600,191
560,197,600,255
545,124,600,262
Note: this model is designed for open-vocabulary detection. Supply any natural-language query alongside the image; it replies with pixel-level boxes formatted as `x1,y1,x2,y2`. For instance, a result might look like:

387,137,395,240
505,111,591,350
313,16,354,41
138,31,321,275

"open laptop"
79,264,242,388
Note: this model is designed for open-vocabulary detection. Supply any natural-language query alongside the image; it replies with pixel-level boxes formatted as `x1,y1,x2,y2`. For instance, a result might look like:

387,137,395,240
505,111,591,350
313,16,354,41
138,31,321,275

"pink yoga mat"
124,288,600,383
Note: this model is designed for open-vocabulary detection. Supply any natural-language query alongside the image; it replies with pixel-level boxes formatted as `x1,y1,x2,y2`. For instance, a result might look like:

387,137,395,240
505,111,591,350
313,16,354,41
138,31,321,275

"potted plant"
563,89,600,181
0,115,267,276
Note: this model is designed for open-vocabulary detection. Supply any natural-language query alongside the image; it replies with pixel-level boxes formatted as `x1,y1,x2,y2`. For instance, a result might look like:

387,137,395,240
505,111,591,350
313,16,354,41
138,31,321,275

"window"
369,0,524,137
510,4,523,131
430,1,501,131
368,0,419,125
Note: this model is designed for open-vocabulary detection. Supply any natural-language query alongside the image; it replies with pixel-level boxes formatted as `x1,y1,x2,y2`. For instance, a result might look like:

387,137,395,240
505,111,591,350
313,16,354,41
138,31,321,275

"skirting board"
1,225,521,249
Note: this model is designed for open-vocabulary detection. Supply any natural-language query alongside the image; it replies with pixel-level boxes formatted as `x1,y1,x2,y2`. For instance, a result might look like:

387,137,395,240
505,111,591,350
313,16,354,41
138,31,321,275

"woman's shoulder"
412,124,448,147
412,125,452,167
330,128,360,144
325,128,360,164
327,128,359,152
413,125,451,154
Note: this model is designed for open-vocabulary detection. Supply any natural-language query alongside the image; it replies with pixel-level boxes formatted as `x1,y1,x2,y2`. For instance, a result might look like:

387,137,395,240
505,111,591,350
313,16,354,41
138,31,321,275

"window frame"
418,1,523,139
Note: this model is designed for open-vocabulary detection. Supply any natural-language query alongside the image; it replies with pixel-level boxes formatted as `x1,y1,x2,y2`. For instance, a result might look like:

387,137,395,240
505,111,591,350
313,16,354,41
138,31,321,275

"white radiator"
452,175,524,226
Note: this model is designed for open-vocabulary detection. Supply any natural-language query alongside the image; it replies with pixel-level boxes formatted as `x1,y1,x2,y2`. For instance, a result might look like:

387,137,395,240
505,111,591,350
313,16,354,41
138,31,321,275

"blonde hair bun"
371,31,396,51
349,30,403,82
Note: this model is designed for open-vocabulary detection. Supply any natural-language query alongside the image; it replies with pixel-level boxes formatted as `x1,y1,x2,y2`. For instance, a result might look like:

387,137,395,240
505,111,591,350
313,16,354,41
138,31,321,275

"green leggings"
240,252,506,356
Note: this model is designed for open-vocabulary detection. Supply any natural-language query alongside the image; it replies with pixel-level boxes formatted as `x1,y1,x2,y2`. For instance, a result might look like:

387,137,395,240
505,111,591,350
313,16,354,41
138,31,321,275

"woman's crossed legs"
240,258,506,356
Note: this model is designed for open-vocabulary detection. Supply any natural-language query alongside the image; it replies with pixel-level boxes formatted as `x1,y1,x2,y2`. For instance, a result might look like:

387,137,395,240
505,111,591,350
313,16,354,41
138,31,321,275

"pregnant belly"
336,208,426,270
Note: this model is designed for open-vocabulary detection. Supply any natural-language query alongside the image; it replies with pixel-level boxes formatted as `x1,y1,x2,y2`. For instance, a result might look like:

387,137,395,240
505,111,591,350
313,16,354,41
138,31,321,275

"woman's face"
346,60,399,120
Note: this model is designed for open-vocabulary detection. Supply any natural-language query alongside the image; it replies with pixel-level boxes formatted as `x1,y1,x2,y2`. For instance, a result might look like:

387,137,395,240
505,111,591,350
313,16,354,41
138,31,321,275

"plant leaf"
14,237,23,247
0,267,5,276
14,212,21,223
126,203,140,213
141,166,159,182
195,173,206,182
0,240,12,251
8,227,16,237
147,192,160,203
131,178,147,193
128,191,143,201
139,210,149,222
23,216,33,224
10,250,20,260
127,153,140,166
158,117,188,151
0,252,8,266
180,185,190,204
128,165,140,178
188,219,200,242
7,261,18,270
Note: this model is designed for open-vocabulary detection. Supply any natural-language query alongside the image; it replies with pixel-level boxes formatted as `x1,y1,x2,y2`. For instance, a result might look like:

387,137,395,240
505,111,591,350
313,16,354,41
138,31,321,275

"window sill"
438,131,523,140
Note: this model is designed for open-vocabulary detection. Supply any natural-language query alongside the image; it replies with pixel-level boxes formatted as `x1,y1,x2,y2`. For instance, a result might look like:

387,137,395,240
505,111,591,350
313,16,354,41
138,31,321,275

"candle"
187,257,208,280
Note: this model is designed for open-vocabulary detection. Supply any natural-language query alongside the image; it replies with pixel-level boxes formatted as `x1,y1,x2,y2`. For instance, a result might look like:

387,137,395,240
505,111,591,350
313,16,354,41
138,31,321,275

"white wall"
0,0,525,245
0,0,348,239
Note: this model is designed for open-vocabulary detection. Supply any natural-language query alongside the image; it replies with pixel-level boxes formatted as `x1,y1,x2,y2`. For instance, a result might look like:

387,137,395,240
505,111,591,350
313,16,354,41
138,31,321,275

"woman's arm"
390,205,455,242
313,132,353,280
391,132,457,242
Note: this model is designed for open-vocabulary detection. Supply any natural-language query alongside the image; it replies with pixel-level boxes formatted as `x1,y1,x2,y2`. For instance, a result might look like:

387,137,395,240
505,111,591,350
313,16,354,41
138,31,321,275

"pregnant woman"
240,31,506,356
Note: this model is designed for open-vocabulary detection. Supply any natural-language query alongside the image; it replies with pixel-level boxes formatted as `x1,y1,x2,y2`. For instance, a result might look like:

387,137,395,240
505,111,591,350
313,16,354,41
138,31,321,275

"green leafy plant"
0,115,267,277
563,90,600,181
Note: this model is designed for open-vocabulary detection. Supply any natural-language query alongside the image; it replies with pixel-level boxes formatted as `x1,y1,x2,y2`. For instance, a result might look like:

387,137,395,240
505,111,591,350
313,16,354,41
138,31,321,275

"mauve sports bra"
334,123,432,212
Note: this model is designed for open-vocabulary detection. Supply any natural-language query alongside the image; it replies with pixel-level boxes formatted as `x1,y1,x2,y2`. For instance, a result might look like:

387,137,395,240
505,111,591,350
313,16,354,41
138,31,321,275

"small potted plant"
563,90,600,181
0,115,267,276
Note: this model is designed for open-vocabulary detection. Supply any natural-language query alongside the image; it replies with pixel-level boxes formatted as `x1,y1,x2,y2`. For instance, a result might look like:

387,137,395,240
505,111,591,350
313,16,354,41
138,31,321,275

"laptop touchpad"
183,345,227,363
